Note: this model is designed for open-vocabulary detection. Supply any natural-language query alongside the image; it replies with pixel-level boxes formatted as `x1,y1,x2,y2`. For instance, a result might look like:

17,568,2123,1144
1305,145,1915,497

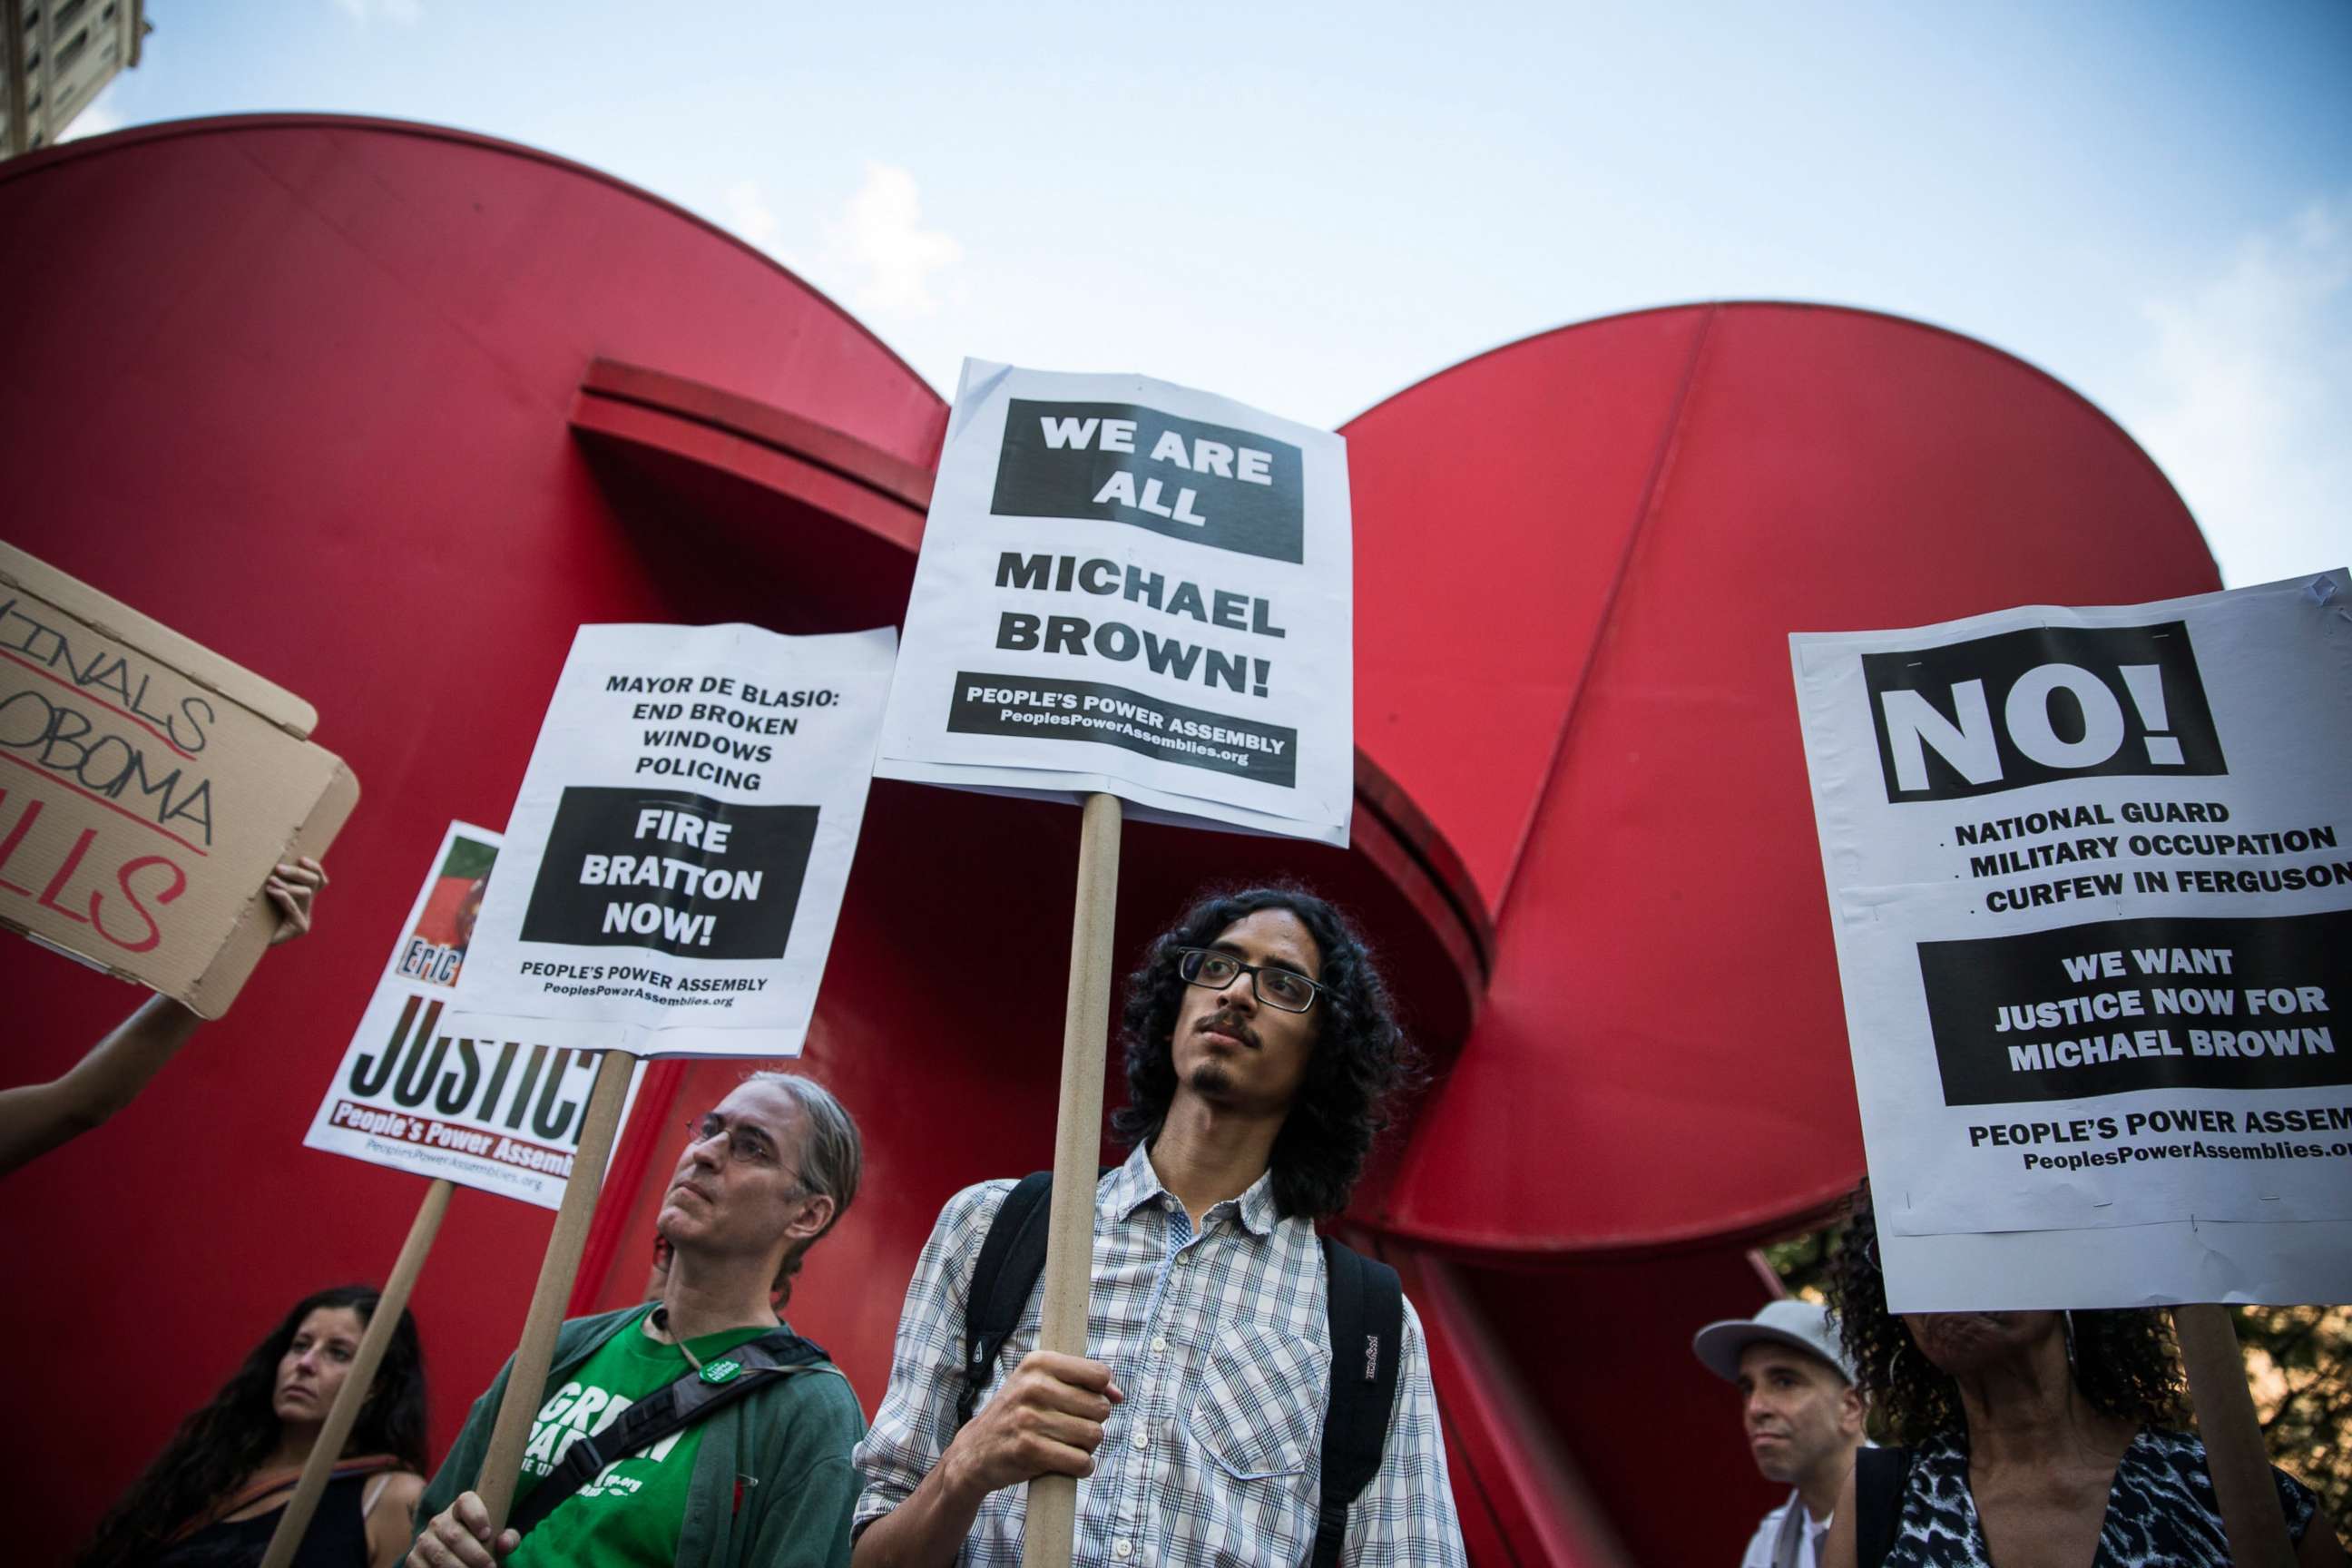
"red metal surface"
0,115,953,1565
1368,1240,1635,1566
1355,748,1495,985
573,357,937,555
581,358,940,511
1343,308,1716,916
0,116,1489,1563
0,114,2229,1566
568,1058,688,1317
1437,1243,1807,1567
1347,303,2221,1255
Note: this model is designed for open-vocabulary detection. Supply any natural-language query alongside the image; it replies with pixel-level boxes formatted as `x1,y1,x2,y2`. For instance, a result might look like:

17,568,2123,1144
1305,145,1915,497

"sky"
64,1,2351,586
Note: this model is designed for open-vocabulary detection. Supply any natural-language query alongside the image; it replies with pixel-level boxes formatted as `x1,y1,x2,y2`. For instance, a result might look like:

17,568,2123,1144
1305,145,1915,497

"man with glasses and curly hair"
409,1071,867,1568
851,884,1465,1567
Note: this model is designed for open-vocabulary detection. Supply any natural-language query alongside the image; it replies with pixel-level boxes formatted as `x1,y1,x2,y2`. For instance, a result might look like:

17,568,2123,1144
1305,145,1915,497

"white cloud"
56,98,123,142
334,0,423,24
701,163,965,390
813,162,963,319
722,180,783,254
2116,197,2352,587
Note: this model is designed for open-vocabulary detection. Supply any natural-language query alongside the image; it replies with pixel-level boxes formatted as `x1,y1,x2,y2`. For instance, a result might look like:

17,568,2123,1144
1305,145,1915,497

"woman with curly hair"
80,1284,428,1568
1820,1184,2342,1568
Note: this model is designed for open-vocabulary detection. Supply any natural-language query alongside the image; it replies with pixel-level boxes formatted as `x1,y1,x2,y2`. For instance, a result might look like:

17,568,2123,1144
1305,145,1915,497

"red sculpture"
0,117,2217,1564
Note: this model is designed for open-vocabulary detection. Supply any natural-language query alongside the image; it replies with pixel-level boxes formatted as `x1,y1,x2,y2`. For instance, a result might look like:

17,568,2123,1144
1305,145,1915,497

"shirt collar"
1100,1141,1283,1238
1784,1488,1833,1531
1100,1142,1161,1221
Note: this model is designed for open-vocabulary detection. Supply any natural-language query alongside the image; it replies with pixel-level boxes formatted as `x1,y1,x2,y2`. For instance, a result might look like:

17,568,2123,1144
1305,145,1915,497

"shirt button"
1151,1335,1168,1353
1113,1540,1133,1560
1132,1427,1149,1450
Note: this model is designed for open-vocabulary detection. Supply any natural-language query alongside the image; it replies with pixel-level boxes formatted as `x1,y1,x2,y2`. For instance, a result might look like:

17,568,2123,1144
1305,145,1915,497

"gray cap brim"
1690,1319,1849,1383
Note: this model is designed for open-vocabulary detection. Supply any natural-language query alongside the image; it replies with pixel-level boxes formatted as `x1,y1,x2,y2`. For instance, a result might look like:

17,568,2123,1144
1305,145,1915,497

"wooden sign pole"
472,1047,637,1534
1021,792,1123,1568
2173,1303,2295,1568
259,1178,454,1568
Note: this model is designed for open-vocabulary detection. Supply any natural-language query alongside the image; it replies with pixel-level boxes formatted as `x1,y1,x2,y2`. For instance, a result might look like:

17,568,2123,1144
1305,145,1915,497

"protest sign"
279,821,650,1567
876,360,1354,847
450,623,897,1056
874,363,1353,1568
302,822,640,1208
447,622,892,1535
0,543,358,1015
1792,571,2352,1308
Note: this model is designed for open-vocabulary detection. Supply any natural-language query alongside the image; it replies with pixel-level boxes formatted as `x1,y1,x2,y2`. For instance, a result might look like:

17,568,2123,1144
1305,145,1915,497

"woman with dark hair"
1111,881,1418,1219
1820,1184,2343,1567
80,1284,428,1568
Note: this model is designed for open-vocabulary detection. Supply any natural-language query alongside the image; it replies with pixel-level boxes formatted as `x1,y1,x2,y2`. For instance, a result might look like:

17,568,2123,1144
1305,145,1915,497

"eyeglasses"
1176,946,1323,1014
685,1112,789,1171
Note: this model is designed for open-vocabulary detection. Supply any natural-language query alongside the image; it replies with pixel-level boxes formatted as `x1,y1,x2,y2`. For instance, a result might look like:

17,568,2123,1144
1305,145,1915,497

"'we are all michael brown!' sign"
0,544,359,1016
877,360,1354,846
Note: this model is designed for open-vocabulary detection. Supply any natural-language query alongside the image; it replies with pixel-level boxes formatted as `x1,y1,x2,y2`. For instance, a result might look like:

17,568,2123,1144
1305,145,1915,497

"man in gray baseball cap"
1692,1298,1866,1568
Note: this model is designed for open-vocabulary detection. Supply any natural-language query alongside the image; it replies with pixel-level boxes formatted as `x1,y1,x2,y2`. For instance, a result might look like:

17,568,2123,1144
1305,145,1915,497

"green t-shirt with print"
509,1306,773,1567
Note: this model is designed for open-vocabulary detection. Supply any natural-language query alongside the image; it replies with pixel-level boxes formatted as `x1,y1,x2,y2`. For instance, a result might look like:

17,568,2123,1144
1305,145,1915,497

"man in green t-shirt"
410,1071,867,1568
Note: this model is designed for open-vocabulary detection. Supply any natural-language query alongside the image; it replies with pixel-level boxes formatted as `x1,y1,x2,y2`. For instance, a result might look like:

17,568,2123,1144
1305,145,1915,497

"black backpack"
958,1171,1404,1568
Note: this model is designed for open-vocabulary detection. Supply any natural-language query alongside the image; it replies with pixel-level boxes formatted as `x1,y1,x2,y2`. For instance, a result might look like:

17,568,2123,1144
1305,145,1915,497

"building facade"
2,0,144,158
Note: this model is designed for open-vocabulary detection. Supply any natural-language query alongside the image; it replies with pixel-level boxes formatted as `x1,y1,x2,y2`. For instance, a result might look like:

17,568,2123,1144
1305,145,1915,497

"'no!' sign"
1790,572,2352,1311
1863,622,2227,801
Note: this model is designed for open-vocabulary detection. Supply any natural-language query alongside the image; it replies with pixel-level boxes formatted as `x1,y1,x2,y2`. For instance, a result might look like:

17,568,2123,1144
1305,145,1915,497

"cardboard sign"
303,822,638,1208
0,543,359,1017
449,623,895,1057
1792,572,2352,1308
875,360,1354,847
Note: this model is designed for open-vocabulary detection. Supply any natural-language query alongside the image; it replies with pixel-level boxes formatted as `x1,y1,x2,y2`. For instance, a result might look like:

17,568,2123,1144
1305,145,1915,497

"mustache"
1195,1009,1259,1049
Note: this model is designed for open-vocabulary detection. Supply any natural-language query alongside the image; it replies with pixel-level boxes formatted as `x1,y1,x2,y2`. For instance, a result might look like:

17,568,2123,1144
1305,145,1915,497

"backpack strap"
956,1171,1057,1429
166,1456,402,1544
1309,1236,1403,1568
1853,1445,1913,1568
507,1326,832,1540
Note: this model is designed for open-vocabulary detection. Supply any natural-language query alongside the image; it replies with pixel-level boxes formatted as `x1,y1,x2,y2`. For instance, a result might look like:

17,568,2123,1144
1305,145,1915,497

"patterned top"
851,1142,1466,1566
1882,1426,2319,1566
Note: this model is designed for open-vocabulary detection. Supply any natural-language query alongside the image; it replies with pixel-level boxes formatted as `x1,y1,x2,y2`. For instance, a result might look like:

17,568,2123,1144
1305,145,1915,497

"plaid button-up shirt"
851,1142,1465,1566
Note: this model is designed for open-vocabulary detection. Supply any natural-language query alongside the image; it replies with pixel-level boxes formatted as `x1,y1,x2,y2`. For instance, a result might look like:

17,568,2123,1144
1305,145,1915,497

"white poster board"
1792,572,2352,1308
450,624,897,1057
875,360,1354,846
302,821,641,1209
